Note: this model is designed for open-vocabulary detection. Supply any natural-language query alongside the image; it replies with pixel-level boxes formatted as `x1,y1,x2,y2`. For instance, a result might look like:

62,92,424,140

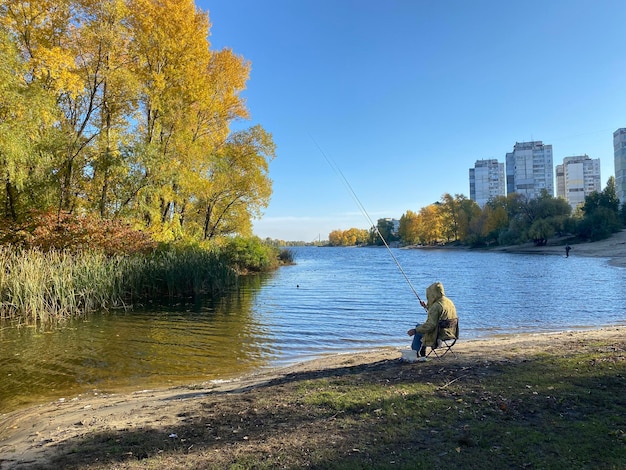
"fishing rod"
310,136,427,311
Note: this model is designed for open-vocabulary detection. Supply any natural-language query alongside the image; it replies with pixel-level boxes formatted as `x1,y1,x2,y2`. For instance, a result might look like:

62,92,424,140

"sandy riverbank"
409,229,626,267
484,228,626,267
1,326,625,469
1,230,625,469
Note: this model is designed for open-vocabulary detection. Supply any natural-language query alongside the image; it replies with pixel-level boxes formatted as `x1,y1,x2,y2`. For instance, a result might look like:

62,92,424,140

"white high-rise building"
506,141,554,199
555,155,601,209
613,128,626,205
469,159,505,207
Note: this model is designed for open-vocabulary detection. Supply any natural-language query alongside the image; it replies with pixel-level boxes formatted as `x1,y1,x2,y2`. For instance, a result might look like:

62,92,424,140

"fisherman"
407,282,458,360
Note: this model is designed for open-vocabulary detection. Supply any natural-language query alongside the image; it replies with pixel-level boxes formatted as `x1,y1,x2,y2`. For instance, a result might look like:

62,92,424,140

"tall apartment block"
505,141,554,199
613,128,626,204
555,155,601,209
469,159,505,207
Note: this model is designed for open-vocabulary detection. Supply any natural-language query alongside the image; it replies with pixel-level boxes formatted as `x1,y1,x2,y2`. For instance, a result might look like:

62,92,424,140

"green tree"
527,219,554,246
375,218,397,246
577,207,621,241
578,177,622,241
582,176,621,216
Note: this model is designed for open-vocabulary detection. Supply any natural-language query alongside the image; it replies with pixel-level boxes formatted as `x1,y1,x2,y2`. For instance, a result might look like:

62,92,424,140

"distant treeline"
329,177,626,247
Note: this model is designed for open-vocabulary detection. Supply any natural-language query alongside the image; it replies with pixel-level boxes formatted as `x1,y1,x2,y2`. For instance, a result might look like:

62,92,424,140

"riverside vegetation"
0,211,291,325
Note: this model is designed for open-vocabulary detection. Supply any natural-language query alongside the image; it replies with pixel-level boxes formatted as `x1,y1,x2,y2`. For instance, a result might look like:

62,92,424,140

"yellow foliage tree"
399,210,420,244
192,126,275,240
328,230,343,246
0,0,274,242
327,228,368,246
417,204,444,245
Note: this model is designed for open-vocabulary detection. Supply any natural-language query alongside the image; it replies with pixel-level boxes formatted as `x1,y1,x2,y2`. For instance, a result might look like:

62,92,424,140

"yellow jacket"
415,282,458,347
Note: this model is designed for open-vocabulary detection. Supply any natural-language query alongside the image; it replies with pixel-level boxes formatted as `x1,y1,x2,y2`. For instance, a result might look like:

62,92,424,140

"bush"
278,248,295,264
576,207,621,241
221,236,280,273
0,210,156,255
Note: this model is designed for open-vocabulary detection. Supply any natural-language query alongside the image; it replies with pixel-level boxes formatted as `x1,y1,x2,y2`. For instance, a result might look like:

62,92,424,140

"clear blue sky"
199,0,625,242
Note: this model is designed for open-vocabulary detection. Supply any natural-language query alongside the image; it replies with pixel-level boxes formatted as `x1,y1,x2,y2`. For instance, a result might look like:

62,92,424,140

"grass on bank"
39,337,626,470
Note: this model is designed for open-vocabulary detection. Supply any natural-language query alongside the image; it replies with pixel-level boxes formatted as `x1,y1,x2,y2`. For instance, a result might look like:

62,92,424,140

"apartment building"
505,141,554,199
469,159,505,207
614,128,626,204
555,155,601,209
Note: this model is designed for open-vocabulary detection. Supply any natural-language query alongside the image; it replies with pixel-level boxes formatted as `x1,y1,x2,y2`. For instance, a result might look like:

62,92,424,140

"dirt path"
1,326,625,469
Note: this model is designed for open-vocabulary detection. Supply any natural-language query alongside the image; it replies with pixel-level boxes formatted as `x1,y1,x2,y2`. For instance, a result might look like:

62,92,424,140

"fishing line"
309,135,427,310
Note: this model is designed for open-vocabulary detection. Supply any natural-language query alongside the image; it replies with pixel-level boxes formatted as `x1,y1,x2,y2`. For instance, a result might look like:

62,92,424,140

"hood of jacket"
426,282,445,305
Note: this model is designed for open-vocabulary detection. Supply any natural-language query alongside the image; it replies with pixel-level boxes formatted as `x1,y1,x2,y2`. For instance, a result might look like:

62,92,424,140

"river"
1,246,624,412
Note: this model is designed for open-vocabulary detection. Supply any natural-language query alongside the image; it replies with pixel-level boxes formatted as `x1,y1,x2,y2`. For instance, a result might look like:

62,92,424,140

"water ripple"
2,246,625,412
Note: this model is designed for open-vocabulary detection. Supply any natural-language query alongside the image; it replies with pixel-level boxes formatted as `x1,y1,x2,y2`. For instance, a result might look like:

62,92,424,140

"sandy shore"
1,230,625,469
1,326,625,469
487,228,626,267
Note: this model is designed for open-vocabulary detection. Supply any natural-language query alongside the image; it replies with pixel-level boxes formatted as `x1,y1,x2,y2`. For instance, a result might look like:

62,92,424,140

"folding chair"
427,318,459,358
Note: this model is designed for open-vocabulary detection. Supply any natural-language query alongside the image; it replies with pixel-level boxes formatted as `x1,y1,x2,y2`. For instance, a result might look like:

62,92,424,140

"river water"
1,246,625,412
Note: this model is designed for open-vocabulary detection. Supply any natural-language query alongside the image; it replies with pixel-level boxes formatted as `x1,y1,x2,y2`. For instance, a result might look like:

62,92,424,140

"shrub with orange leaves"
0,210,156,256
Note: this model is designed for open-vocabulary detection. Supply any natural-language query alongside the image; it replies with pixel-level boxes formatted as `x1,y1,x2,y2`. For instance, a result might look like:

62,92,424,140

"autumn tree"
0,24,56,219
80,0,138,219
439,193,476,242
418,204,444,244
328,229,343,246
398,210,420,245
457,197,481,241
0,0,274,243
327,228,369,246
192,126,275,240
481,196,509,244
124,0,257,240
345,228,369,246
0,0,73,219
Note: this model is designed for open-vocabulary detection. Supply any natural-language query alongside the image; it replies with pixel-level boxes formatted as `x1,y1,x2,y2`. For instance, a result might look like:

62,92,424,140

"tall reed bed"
0,246,238,325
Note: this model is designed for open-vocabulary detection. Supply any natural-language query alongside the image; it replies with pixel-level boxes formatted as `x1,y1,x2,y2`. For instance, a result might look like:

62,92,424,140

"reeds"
0,245,238,325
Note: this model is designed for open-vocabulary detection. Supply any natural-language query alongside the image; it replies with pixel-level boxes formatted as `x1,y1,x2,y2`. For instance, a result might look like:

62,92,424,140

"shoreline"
1,325,626,469
409,229,626,268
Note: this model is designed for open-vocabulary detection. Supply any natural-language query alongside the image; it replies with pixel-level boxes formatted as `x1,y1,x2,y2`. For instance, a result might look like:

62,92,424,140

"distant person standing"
565,244,571,257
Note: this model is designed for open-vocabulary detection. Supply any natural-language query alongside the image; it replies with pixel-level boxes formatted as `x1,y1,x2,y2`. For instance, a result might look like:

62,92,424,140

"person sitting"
407,281,458,360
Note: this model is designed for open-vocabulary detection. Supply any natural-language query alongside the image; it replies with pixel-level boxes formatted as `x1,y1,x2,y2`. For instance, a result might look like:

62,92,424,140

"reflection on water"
0,282,270,412
1,246,625,412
